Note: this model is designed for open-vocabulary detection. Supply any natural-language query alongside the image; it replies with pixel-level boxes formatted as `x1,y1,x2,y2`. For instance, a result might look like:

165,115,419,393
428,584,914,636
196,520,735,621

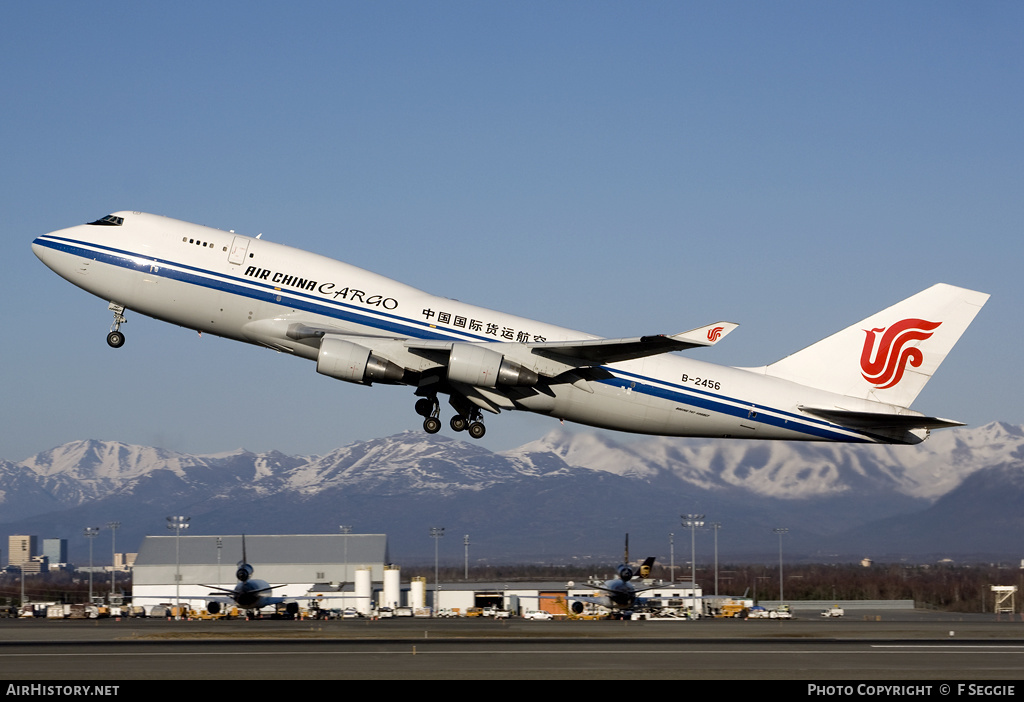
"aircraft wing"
528,322,738,365
284,320,737,367
249,319,738,403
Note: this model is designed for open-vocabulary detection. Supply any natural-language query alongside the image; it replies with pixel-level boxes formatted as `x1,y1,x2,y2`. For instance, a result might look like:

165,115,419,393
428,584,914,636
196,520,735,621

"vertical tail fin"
763,284,988,407
638,556,655,579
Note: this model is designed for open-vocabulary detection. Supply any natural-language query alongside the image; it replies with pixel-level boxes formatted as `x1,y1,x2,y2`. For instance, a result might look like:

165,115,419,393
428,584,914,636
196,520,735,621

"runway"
1,609,1022,681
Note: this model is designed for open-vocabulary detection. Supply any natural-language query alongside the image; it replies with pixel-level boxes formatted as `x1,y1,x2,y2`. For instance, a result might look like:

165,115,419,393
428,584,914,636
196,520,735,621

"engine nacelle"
236,563,254,582
316,337,404,385
207,601,221,615
618,565,634,582
447,344,538,388
571,601,585,615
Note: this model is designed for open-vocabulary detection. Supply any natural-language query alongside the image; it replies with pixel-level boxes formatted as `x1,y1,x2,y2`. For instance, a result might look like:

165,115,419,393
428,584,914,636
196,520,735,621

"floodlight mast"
681,514,705,611
83,527,100,604
773,527,789,605
167,516,190,611
710,522,721,597
430,527,445,614
108,521,120,597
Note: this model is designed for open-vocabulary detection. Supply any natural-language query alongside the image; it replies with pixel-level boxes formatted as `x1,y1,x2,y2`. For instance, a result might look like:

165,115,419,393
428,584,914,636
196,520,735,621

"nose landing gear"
107,302,127,348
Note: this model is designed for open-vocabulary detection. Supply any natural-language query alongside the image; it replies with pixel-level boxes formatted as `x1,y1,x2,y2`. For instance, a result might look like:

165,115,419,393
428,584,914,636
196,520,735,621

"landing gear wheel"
106,331,125,348
468,422,486,439
423,416,442,434
450,415,467,432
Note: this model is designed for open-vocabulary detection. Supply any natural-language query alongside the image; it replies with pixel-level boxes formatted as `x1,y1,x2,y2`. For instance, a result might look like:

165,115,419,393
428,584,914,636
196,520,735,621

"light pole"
430,527,445,614
339,525,353,607
773,527,788,605
710,522,721,597
216,537,223,590
681,514,704,611
339,525,352,590
83,527,100,604
108,521,120,598
463,534,470,580
166,516,190,611
669,532,675,584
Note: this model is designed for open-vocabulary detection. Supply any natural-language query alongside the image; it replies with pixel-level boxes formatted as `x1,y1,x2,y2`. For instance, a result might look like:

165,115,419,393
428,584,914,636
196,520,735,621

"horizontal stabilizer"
799,406,965,431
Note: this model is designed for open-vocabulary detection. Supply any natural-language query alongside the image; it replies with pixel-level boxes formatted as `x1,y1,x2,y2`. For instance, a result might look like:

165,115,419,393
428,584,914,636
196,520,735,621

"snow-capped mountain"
509,422,1024,501
2,422,1022,564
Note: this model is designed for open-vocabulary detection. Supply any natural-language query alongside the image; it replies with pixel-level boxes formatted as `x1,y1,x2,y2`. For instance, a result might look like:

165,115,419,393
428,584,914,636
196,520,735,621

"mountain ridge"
3,422,1022,564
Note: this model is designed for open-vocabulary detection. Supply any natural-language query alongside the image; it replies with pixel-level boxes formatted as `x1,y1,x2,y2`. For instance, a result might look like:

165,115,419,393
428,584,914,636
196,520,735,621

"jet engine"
236,563,254,582
207,601,221,615
571,601,585,615
447,343,538,388
316,337,404,385
617,565,634,582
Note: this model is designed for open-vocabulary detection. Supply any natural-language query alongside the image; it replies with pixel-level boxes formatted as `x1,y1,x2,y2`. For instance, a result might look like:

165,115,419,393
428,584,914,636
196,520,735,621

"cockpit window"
87,215,124,226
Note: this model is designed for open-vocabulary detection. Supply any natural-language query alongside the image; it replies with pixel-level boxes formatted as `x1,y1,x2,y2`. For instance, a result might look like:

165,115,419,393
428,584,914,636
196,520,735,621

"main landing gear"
450,409,486,439
414,396,486,439
106,303,127,348
415,397,442,434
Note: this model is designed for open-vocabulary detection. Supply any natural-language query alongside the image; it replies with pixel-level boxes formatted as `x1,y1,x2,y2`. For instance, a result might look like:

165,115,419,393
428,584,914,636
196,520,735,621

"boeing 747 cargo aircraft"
32,212,988,444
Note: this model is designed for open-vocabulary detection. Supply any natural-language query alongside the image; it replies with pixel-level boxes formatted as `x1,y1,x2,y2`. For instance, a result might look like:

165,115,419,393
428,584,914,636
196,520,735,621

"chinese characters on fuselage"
421,308,546,343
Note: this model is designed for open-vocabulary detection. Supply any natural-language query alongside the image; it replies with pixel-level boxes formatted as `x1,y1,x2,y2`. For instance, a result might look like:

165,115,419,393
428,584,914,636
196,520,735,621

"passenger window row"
182,236,227,252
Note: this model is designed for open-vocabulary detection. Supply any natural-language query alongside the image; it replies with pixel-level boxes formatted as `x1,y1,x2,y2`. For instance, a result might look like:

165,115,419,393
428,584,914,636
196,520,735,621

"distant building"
42,538,68,570
21,556,49,575
115,552,136,570
8,535,38,568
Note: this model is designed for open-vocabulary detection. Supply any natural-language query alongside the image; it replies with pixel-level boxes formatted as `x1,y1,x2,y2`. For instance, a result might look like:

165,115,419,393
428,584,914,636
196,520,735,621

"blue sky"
2,1,1021,462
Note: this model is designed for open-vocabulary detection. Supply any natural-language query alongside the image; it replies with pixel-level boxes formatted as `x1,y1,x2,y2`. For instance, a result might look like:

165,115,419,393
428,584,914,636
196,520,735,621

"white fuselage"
32,212,920,443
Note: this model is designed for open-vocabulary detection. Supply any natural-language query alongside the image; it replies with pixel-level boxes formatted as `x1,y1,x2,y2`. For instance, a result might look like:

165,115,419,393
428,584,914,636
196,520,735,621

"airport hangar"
132,534,701,614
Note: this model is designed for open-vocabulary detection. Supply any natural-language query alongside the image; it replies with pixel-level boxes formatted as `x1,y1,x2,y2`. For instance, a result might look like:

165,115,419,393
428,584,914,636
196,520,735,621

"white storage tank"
383,565,401,609
410,576,426,610
354,567,373,615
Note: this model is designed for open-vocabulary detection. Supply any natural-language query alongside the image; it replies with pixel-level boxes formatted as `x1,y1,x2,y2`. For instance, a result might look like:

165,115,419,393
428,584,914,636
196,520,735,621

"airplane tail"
637,556,655,579
762,284,988,408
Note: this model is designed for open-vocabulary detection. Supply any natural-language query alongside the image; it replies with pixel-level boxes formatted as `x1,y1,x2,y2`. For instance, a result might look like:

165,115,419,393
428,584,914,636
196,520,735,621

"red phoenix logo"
860,318,942,389
707,326,725,342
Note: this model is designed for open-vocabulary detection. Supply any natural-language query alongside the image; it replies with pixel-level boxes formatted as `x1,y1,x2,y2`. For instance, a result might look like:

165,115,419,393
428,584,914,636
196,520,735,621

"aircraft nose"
31,237,53,267
32,231,80,280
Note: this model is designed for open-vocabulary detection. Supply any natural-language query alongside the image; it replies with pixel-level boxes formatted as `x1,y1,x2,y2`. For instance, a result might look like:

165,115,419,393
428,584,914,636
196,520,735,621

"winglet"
670,322,739,348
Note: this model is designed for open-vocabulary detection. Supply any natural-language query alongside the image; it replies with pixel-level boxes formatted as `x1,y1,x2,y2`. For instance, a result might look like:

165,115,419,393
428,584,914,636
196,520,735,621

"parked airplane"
32,211,989,444
201,536,311,617
567,535,657,615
